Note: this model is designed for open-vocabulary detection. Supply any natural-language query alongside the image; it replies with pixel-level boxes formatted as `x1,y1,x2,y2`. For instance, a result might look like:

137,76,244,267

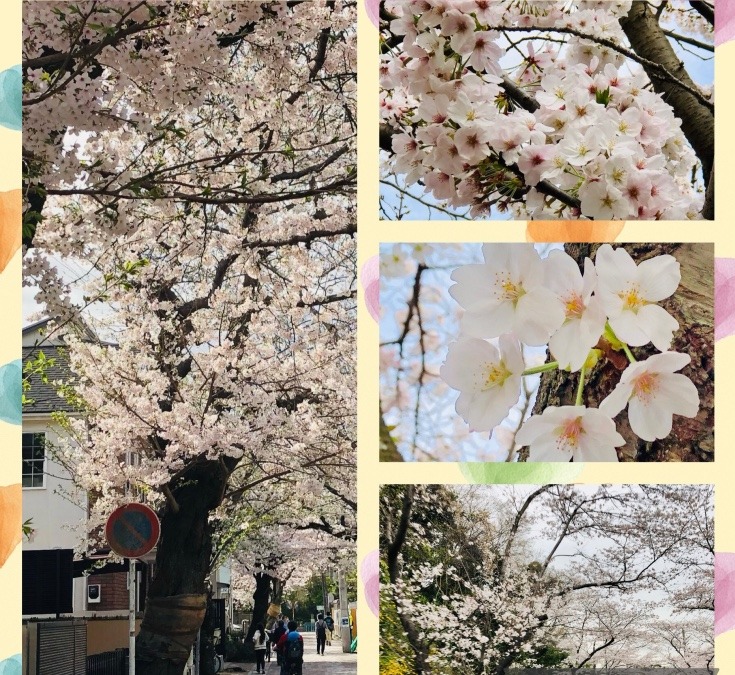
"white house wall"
22,416,87,552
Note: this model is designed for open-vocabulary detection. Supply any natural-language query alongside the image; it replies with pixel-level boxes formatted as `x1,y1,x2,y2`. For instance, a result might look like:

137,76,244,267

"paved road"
223,631,356,675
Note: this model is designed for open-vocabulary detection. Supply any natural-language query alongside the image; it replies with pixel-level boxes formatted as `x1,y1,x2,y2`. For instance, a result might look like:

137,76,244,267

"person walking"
315,613,327,655
276,620,304,675
253,622,268,674
271,619,287,665
324,614,334,646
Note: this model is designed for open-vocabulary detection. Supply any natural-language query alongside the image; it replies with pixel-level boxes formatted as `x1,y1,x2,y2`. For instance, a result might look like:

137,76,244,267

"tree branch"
689,1,715,26
619,2,715,192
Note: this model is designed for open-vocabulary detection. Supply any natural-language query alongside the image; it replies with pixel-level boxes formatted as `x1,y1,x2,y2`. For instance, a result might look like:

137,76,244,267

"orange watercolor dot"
526,220,625,243
0,190,21,274
0,483,21,568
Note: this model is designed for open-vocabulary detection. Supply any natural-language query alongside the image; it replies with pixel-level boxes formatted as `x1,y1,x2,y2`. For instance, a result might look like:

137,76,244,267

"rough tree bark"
199,594,219,675
136,458,234,675
528,243,713,462
619,2,715,217
246,569,274,642
384,486,430,673
271,577,285,608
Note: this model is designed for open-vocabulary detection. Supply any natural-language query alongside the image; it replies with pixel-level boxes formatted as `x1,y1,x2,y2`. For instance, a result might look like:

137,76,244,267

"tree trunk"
272,577,285,607
136,459,231,675
199,594,218,675
619,2,715,206
529,243,713,462
246,570,273,642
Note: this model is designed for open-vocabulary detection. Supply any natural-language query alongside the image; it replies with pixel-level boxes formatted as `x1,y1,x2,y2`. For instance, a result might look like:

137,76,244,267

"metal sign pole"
129,558,136,675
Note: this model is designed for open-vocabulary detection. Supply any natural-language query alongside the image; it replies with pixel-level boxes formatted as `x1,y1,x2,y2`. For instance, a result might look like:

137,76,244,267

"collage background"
3,1,734,672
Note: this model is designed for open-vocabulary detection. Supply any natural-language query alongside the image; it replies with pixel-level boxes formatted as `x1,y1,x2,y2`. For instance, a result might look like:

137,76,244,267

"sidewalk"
222,631,357,675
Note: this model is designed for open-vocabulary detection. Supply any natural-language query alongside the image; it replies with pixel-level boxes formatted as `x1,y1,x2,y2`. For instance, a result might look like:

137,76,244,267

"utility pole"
338,565,350,653
128,558,136,675
320,572,328,617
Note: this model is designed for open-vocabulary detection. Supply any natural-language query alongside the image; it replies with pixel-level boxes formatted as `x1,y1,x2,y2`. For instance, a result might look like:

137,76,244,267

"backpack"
316,619,326,637
286,633,303,663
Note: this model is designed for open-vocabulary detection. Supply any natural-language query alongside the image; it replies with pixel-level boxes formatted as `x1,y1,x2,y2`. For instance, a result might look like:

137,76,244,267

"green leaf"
595,87,611,106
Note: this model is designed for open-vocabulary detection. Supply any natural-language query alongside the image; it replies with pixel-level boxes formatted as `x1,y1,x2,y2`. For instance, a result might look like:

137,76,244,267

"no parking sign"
105,503,160,558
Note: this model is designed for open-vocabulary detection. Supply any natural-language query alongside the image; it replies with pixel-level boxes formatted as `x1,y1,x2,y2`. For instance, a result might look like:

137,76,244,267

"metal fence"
86,649,128,675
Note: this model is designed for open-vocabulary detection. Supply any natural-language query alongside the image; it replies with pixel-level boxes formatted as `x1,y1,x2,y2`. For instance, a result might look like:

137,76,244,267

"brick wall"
87,571,129,611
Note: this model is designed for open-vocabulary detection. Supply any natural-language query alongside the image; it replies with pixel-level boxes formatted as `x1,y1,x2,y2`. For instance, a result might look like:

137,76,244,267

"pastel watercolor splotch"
0,484,21,569
717,2,735,46
715,258,735,341
361,549,380,617
526,220,625,243
0,655,21,675
365,0,379,27
0,360,21,426
716,553,735,636
0,190,21,275
461,462,583,484
0,65,20,131
361,255,380,322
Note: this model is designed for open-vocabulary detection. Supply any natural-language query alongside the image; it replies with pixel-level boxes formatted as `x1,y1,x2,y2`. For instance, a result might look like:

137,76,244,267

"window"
22,432,46,488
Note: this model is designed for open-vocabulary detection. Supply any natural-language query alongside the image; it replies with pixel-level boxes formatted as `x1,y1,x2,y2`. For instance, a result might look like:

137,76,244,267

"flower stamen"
632,371,658,403
619,284,646,312
556,416,584,450
482,361,512,391
564,293,584,319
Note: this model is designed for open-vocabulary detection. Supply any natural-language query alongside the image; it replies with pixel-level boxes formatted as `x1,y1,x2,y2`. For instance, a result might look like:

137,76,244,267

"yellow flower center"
564,293,584,319
556,417,584,448
482,361,512,391
632,371,658,402
619,284,646,312
495,273,526,305
611,167,626,184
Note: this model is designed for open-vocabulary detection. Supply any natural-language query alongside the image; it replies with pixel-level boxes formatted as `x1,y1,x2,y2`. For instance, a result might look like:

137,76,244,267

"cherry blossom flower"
545,252,607,371
600,352,699,441
449,244,565,346
454,123,491,163
579,180,631,220
467,31,503,74
380,0,709,220
440,335,524,432
516,405,624,462
558,127,607,166
517,144,557,186
424,170,457,201
595,244,680,350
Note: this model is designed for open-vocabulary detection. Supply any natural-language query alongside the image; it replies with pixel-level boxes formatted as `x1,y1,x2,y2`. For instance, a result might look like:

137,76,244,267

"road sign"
105,503,160,558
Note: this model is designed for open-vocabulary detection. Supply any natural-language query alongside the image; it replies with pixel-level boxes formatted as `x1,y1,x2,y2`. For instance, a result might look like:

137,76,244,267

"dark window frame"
22,432,46,488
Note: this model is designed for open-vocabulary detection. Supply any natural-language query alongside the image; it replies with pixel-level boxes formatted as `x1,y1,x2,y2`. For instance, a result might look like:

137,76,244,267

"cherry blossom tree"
380,483,714,673
379,0,714,220
22,2,356,674
218,477,356,645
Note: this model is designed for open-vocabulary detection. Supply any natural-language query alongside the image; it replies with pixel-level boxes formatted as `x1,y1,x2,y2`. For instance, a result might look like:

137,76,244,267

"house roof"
22,345,77,415
22,318,117,415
